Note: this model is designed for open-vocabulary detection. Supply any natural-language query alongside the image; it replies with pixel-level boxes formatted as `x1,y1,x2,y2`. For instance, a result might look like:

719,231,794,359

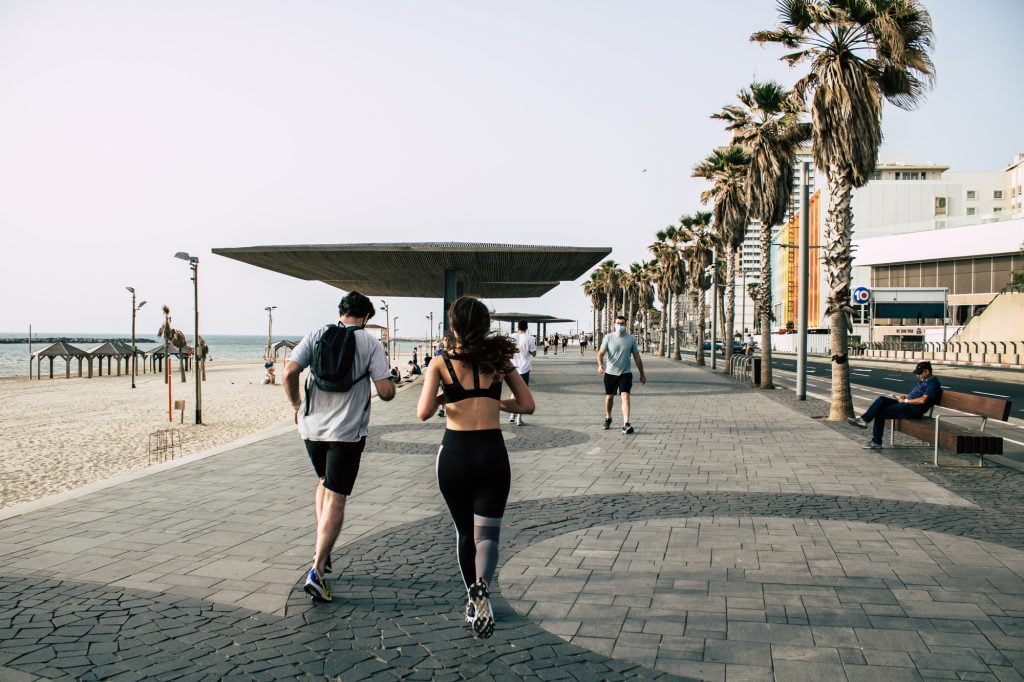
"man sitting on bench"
848,361,942,450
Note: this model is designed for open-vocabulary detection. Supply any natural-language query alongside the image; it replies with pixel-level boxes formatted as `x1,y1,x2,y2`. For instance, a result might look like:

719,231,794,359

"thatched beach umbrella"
30,340,87,379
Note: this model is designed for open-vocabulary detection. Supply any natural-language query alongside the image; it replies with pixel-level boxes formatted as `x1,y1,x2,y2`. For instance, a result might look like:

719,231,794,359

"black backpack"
308,325,370,392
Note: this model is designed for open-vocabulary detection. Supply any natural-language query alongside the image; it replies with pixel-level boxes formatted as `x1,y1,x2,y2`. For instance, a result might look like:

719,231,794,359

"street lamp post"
393,317,399,361
264,306,277,360
126,287,146,388
426,313,433,355
379,300,391,360
174,252,202,425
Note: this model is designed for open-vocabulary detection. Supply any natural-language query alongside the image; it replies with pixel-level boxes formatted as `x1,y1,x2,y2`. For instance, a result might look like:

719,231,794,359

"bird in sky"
641,169,647,173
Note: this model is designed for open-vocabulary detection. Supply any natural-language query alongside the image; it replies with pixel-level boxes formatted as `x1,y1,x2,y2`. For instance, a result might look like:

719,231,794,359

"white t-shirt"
511,332,537,374
290,324,392,443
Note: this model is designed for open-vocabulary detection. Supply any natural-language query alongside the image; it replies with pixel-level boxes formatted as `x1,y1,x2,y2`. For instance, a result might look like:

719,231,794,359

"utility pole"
175,252,202,424
380,300,391,361
264,306,277,360
796,161,810,401
126,287,146,388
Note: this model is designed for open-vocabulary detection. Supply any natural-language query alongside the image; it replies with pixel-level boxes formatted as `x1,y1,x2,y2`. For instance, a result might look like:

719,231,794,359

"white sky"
1,0,1021,338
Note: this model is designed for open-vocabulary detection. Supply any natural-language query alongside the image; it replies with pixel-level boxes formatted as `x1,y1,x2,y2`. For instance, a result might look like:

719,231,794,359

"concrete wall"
955,291,1024,343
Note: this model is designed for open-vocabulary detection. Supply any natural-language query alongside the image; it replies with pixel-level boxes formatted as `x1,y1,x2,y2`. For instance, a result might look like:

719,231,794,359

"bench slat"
937,390,1012,421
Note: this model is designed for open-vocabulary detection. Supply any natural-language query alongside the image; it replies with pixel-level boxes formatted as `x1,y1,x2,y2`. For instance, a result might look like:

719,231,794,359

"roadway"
764,355,1024,463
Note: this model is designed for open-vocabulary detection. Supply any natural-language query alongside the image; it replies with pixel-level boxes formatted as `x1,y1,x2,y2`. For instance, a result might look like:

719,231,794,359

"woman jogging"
417,297,535,638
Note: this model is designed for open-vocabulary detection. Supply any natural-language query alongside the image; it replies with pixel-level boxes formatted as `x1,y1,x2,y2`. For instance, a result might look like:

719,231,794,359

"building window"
966,190,976,199
994,190,1003,199
934,197,947,216
921,172,927,179
994,207,1003,213
966,207,976,215
871,172,881,180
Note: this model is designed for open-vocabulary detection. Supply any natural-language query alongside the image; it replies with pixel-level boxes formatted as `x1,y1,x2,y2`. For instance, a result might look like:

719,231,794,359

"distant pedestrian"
561,335,568,353
848,361,941,449
412,347,418,366
283,292,396,603
508,320,537,426
597,314,646,434
417,297,534,638
434,334,454,417
579,332,587,355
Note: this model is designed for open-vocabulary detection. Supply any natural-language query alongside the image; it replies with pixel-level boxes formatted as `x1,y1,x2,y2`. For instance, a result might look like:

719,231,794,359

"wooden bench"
891,390,1011,467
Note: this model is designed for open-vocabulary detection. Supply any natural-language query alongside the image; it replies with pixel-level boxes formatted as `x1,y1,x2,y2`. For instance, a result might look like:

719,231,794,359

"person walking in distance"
283,292,396,603
417,297,534,638
508,320,537,426
579,332,587,355
597,314,647,434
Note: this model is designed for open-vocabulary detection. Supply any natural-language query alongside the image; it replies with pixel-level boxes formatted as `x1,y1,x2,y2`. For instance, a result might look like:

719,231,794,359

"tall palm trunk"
660,292,669,356
825,170,855,420
694,290,706,366
759,222,774,389
672,291,682,361
723,248,737,371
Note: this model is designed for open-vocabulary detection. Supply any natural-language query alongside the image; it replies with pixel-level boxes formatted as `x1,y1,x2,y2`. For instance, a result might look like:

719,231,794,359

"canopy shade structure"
491,312,576,336
30,341,87,380
212,242,612,330
491,313,574,323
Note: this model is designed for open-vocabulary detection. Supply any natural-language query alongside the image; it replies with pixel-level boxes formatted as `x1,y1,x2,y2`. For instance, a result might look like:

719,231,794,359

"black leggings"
436,429,511,589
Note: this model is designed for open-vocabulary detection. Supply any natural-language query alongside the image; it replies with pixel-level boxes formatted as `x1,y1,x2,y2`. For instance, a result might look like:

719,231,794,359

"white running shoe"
468,578,495,638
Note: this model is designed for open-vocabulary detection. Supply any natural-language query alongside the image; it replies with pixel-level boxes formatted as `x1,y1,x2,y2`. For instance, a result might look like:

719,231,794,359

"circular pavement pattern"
3,491,1024,680
365,422,591,456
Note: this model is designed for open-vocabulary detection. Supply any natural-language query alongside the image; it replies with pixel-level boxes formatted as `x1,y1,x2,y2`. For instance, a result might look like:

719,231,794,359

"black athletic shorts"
304,437,366,495
603,371,633,396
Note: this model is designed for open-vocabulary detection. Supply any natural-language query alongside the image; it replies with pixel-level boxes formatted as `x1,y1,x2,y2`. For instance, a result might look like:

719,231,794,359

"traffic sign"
853,287,871,305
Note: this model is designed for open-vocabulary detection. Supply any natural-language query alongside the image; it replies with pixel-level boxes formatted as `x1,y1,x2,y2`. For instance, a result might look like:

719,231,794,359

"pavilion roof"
31,340,87,358
491,312,575,323
85,342,125,357
212,242,611,298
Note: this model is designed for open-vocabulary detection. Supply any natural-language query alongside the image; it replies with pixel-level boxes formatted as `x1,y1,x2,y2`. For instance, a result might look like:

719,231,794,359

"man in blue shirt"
848,361,942,449
597,314,647,434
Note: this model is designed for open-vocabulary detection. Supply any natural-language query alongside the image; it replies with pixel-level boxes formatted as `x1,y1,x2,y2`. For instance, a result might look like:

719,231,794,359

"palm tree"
636,260,657,352
754,0,935,418
694,145,751,371
596,260,624,334
679,212,716,366
713,81,811,388
171,329,189,383
157,306,173,385
650,227,685,359
582,272,603,346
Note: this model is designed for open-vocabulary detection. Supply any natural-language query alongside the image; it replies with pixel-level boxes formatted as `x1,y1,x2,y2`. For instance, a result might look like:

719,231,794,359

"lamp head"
138,301,147,309
126,286,135,294
174,252,190,261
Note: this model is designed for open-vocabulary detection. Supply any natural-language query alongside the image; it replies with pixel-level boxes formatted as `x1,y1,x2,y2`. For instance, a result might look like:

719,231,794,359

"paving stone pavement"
2,353,1024,680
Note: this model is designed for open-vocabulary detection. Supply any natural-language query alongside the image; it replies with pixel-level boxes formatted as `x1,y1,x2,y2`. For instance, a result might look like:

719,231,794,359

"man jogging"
508,320,537,426
283,291,396,602
597,314,646,434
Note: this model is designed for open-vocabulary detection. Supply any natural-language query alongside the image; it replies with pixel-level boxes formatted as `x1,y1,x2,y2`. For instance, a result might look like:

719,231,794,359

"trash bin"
751,357,761,386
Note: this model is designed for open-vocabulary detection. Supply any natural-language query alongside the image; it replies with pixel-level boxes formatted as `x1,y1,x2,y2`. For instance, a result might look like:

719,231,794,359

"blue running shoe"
303,568,331,603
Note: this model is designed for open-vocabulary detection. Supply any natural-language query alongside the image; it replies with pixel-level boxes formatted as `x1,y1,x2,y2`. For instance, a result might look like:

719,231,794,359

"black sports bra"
440,355,502,403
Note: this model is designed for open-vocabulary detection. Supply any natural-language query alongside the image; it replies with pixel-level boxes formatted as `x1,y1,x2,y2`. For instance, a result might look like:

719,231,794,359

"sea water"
0,333,429,378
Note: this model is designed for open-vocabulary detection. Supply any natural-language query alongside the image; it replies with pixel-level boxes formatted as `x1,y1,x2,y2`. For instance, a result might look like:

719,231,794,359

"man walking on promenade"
509,320,536,426
597,314,646,434
284,292,396,602
848,361,941,449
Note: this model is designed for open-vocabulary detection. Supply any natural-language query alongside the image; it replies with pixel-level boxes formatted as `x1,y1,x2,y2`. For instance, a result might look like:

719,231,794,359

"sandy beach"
0,360,297,509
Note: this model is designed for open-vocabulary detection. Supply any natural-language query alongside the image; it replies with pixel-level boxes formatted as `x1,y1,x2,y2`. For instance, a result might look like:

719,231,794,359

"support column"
443,270,460,333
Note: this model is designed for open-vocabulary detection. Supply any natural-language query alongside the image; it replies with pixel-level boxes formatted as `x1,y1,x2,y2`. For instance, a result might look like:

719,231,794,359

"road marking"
973,391,1011,398
883,378,902,382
